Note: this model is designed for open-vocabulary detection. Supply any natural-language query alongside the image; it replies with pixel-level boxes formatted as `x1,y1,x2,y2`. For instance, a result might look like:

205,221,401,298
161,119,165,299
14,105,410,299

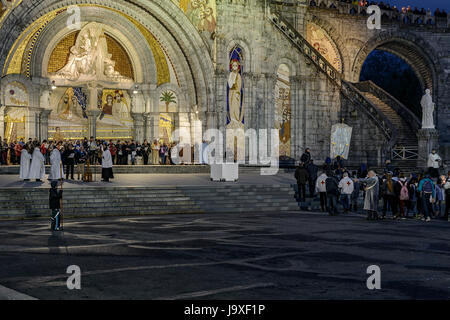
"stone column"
0,106,6,138
87,110,101,139
153,113,160,142
177,112,191,144
39,109,52,141
417,128,440,168
87,83,99,111
25,107,42,140
131,112,145,142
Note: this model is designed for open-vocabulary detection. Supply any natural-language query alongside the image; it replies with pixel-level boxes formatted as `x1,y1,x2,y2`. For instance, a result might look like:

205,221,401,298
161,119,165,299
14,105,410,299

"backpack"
422,180,433,193
399,182,409,200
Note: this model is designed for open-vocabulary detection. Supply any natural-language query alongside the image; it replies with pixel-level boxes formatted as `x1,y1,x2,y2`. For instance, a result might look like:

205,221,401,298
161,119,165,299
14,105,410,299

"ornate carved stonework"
50,22,132,83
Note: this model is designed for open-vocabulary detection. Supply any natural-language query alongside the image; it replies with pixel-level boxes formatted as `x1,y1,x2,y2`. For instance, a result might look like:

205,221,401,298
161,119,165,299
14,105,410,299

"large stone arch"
351,31,441,97
0,0,215,112
31,8,156,85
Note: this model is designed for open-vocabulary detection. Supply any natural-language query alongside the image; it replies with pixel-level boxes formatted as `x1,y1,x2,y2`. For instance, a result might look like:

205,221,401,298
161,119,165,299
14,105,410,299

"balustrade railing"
269,10,397,147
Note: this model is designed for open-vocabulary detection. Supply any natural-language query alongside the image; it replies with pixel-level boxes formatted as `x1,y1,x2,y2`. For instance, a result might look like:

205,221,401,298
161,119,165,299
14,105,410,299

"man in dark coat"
63,144,76,180
300,148,312,166
295,163,309,202
49,180,63,231
306,160,318,198
325,171,340,216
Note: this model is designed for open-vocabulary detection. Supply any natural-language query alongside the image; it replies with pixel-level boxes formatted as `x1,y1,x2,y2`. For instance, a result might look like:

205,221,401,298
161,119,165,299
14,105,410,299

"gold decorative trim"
3,4,172,85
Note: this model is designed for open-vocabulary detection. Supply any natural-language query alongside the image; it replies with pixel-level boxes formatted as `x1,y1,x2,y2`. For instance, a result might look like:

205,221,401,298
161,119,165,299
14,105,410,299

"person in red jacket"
109,140,117,165
14,142,23,165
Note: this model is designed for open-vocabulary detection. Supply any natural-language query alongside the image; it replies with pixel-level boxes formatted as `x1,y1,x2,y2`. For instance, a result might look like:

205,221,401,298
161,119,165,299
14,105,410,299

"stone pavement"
0,212,449,300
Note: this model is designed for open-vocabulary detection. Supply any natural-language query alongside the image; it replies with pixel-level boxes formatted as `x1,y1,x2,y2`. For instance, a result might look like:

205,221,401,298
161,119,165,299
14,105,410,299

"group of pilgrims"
19,141,114,183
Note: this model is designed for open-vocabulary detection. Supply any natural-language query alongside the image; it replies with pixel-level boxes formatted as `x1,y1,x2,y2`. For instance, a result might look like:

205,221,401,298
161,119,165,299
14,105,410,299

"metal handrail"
269,10,397,147
355,81,421,133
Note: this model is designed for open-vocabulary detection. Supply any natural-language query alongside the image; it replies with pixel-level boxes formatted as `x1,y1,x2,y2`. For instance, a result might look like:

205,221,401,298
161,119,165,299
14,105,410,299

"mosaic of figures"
48,87,133,140
306,22,342,73
275,64,291,157
172,0,216,33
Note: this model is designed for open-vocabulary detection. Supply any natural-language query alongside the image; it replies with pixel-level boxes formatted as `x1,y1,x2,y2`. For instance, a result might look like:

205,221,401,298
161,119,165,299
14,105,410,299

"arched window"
227,45,244,128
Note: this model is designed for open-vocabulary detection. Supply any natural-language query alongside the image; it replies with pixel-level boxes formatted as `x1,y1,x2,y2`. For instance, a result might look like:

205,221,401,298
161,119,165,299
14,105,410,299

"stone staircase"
359,92,417,146
182,184,300,213
269,10,421,161
0,184,301,220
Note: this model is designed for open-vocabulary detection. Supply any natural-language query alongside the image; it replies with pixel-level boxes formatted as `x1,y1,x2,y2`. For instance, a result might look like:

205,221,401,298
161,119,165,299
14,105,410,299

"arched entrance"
0,0,214,144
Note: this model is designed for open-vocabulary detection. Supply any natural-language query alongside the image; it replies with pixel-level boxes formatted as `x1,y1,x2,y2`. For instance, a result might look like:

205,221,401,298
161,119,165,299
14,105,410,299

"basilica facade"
0,0,449,167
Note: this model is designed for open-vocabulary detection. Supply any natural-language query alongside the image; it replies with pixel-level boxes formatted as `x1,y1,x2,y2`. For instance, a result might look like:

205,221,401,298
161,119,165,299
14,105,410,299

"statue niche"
51,22,132,83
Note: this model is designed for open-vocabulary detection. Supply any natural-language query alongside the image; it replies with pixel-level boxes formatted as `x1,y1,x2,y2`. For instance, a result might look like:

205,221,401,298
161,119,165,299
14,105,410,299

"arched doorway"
359,49,422,117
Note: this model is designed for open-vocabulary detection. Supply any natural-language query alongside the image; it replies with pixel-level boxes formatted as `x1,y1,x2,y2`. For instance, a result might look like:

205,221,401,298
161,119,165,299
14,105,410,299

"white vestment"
28,148,45,180
19,150,32,180
102,149,113,168
49,149,64,180
427,153,441,168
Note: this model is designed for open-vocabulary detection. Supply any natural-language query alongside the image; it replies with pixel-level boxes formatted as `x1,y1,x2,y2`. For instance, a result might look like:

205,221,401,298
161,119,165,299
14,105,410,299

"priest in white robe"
28,146,45,181
48,145,64,181
101,144,114,182
20,146,32,181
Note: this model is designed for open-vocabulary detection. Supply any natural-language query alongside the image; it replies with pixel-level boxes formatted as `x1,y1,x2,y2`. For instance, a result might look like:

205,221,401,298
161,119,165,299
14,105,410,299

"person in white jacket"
339,172,354,213
28,146,45,182
101,143,114,182
427,149,441,178
315,172,328,212
19,145,32,181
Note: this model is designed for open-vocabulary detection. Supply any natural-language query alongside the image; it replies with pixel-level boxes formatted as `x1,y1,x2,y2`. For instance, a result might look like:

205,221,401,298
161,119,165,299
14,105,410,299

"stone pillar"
177,112,191,144
206,111,216,131
25,107,41,140
39,109,52,141
147,112,159,142
0,106,6,138
417,128,440,168
87,83,99,111
131,112,145,142
87,110,101,139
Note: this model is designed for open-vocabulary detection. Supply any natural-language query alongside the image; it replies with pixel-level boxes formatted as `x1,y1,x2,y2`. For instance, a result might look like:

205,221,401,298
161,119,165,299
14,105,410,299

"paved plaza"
0,211,449,300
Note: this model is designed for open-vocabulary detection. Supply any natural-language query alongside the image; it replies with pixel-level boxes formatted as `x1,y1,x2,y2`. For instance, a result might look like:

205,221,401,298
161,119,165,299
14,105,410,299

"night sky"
385,0,450,11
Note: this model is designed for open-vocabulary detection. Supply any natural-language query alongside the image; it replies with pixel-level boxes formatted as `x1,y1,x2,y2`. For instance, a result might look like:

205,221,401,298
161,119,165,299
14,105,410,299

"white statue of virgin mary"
420,89,435,129
53,22,131,82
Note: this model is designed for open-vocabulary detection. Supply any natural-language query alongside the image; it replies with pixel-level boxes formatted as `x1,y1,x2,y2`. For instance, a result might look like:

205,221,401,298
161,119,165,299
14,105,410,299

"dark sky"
386,0,450,11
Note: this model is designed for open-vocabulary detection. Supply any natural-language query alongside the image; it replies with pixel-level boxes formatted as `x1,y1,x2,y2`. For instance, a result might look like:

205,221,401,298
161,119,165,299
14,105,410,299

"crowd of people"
295,148,449,223
1,136,207,182
325,0,449,19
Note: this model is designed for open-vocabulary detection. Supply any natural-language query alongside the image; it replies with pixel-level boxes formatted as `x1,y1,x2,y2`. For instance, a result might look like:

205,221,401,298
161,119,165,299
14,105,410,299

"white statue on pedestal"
420,89,435,129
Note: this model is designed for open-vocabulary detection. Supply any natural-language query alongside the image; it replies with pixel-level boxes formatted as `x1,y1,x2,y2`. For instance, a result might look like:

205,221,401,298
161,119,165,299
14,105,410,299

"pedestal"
210,163,239,182
417,128,439,168
87,110,101,139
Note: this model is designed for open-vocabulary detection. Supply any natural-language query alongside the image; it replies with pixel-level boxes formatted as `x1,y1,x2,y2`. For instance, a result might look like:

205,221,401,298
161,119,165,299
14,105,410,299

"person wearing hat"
49,180,63,231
